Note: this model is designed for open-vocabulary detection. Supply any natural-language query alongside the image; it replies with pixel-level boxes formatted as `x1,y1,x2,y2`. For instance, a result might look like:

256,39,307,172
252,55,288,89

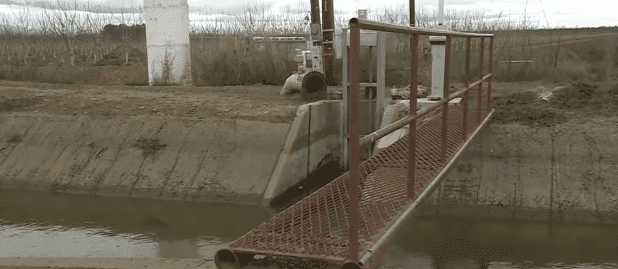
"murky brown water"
1,189,617,268
0,189,276,259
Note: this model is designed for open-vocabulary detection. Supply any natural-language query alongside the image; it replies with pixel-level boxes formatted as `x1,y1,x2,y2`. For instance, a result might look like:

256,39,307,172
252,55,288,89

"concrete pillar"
429,36,446,100
144,0,192,86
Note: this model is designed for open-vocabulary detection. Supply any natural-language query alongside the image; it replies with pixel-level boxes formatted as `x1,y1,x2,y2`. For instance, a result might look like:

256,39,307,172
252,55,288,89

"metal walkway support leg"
488,37,493,111
462,37,471,142
477,37,485,122
440,35,452,163
408,33,419,199
347,18,362,264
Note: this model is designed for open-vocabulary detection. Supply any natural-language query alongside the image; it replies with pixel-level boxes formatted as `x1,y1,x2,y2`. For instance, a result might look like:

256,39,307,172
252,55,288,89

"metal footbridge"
215,18,494,269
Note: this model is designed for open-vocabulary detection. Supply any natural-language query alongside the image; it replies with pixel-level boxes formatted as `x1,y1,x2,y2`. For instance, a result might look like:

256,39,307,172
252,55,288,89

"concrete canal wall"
0,100,344,205
0,114,289,204
423,121,618,224
375,101,618,224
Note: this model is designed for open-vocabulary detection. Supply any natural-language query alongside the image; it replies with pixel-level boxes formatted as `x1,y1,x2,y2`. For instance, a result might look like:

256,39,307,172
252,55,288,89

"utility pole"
321,0,336,85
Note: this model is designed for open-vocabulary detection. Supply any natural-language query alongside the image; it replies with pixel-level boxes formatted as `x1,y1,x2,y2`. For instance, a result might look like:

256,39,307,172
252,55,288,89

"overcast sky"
97,0,618,28
2,0,617,28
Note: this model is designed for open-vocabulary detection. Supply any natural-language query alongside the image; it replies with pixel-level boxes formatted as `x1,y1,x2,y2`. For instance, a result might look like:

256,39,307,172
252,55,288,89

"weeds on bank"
134,137,167,158
493,91,567,127
552,82,618,116
6,134,23,143
493,82,618,127
0,97,36,112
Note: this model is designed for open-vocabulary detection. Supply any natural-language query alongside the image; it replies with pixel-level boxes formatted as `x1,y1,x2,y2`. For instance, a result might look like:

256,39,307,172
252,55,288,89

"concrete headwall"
0,113,289,204
263,100,342,202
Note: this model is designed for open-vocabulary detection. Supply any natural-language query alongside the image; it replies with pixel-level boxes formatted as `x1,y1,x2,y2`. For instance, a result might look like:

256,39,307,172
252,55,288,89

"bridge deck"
222,102,492,267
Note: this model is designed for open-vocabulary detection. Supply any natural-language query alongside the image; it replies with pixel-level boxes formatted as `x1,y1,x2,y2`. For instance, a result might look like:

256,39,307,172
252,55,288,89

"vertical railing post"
477,37,485,123
440,34,451,163
408,33,419,199
462,37,470,142
347,18,361,262
488,36,493,111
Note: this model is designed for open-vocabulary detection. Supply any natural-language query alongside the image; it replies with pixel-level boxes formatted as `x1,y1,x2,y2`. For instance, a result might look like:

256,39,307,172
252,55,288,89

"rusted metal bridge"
215,18,494,269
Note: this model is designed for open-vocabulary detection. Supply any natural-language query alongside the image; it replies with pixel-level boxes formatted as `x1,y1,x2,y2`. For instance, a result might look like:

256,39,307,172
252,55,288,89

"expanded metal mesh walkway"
215,18,494,269
219,107,492,267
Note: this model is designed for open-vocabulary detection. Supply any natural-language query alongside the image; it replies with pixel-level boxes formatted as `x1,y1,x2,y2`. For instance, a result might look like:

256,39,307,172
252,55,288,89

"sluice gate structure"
215,18,495,269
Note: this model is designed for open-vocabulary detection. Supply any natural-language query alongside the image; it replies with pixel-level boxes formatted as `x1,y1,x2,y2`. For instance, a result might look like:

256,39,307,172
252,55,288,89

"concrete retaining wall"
263,100,342,202
424,122,618,224
0,113,289,204
373,101,618,223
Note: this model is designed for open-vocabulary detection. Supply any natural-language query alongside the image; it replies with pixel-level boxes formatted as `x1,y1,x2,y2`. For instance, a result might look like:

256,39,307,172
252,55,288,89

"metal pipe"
440,34,451,163
359,109,496,267
310,0,321,24
321,0,335,85
347,18,362,262
350,18,493,38
464,38,471,88
488,37,494,110
462,37,471,141
408,33,419,199
438,0,444,27
409,0,415,27
358,75,490,148
477,37,485,122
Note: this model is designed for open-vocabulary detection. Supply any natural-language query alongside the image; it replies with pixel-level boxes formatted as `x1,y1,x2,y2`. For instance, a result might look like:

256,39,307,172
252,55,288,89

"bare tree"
41,0,90,66
11,5,34,65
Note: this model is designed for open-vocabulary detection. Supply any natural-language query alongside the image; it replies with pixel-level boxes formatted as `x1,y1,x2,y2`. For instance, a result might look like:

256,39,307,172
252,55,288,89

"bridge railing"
346,18,493,266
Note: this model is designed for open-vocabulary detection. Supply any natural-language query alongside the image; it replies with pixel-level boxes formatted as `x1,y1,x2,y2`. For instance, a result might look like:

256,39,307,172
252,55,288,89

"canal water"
1,189,617,269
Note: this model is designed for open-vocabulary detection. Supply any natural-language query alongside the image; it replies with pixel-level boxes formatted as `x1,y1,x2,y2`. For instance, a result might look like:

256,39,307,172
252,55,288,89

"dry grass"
0,1,616,86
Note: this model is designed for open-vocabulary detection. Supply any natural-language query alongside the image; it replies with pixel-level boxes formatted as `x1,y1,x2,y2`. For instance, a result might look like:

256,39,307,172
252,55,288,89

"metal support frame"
477,37,485,124
213,17,494,269
347,17,493,268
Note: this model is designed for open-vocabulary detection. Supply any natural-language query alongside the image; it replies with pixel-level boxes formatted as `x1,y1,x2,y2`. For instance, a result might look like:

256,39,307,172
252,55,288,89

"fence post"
440,34,452,163
347,18,362,262
408,33,419,199
488,37,493,111
462,37,470,142
477,37,484,123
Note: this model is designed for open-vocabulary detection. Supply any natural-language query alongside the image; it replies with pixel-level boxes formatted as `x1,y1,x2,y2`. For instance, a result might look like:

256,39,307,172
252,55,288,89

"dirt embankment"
0,81,311,124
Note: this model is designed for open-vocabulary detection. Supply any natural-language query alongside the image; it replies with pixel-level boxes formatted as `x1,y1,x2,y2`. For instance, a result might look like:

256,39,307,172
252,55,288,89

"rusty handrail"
347,17,494,267
351,18,494,38
358,74,491,148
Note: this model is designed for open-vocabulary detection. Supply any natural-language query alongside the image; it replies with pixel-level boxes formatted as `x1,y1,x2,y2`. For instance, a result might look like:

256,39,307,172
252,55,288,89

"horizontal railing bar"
448,74,492,100
359,74,492,148
350,18,494,38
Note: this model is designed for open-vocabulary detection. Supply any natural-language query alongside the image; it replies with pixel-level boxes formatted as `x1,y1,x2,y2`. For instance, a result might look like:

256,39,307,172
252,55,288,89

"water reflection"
379,216,618,269
1,189,618,269
0,189,275,259
0,221,158,258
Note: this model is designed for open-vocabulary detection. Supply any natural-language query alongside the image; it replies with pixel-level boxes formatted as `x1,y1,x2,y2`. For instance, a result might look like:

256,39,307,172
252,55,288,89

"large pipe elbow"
301,71,327,100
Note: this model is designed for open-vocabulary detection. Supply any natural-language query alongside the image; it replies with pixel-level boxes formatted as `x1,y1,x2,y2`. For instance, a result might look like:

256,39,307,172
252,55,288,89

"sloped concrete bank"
375,101,618,224
263,100,342,203
0,113,289,204
423,121,618,224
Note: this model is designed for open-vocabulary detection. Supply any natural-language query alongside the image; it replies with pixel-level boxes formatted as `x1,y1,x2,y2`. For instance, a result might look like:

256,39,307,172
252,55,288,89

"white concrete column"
144,0,192,86
429,36,446,100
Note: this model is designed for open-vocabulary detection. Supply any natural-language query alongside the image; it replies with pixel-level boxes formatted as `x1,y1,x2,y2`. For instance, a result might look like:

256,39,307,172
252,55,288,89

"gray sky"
106,0,618,28
3,0,617,28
